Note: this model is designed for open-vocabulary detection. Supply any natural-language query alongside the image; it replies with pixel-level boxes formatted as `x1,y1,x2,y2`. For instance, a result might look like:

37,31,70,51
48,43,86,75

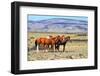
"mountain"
28,18,88,33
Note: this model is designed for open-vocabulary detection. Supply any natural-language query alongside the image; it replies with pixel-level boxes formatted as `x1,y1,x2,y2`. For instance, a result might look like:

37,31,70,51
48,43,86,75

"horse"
35,36,57,52
55,36,71,52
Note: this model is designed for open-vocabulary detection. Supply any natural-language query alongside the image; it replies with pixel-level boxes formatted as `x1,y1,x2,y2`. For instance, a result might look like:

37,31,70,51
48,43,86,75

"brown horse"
35,36,57,52
55,36,71,52
35,35,70,52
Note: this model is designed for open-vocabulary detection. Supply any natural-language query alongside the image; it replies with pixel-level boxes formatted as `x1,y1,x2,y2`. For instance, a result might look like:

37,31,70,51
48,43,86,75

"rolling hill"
28,18,88,33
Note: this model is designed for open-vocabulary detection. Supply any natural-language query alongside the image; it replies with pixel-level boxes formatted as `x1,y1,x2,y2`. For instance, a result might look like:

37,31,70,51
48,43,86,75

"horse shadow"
28,46,71,53
28,46,48,51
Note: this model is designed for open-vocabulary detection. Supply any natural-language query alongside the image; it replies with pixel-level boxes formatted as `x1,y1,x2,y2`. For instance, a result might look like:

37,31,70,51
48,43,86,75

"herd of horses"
34,35,71,52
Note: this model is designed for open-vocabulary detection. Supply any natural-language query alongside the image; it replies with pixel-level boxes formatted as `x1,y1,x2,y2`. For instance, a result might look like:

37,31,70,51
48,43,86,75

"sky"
28,15,88,21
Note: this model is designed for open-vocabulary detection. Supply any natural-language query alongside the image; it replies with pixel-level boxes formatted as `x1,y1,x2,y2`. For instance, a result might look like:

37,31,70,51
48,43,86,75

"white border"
20,6,94,70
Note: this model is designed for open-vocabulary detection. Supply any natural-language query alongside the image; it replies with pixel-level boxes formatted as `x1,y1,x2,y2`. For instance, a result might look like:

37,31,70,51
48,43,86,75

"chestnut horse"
35,36,57,52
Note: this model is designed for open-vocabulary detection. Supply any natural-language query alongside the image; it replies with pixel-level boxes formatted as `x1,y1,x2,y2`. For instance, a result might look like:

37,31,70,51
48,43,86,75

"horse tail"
35,39,39,52
35,40,37,47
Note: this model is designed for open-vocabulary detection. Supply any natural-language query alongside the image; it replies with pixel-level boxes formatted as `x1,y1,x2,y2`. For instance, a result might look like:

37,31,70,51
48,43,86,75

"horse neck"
61,38,69,44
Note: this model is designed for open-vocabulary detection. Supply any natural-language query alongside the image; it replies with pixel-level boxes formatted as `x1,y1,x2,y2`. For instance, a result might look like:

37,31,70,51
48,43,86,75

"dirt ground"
28,33,88,61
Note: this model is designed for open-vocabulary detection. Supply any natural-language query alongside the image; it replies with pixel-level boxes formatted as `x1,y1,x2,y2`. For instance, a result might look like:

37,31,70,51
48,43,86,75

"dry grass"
28,32,88,61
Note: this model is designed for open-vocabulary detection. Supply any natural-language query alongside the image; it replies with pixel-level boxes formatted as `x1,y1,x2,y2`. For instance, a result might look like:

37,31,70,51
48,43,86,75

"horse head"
65,36,71,42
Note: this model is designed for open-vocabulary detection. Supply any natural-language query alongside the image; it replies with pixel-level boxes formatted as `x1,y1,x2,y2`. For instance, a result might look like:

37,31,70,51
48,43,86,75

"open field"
28,32,88,61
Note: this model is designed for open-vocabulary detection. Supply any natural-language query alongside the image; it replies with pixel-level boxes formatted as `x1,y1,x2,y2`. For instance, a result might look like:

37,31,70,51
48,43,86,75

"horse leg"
35,40,39,52
51,45,53,50
35,40,37,48
55,44,58,51
58,46,60,51
63,45,65,52
45,44,48,52
42,43,46,52
43,44,46,52
56,45,59,52
36,44,39,52
53,45,55,52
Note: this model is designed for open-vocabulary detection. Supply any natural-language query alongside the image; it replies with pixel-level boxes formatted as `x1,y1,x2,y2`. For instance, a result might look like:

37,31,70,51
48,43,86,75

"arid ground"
28,32,88,61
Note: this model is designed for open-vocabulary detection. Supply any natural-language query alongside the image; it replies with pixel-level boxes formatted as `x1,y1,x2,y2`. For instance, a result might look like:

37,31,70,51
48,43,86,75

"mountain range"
28,18,88,33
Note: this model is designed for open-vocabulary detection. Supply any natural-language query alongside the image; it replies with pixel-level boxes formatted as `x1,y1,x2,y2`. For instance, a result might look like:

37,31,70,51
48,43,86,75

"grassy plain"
28,32,88,61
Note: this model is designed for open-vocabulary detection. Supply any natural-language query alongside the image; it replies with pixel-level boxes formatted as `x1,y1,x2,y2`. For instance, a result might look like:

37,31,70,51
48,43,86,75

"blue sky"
28,15,88,21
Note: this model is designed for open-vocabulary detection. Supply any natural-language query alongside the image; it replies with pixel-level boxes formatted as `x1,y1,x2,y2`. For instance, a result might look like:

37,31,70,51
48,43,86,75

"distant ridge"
28,18,88,33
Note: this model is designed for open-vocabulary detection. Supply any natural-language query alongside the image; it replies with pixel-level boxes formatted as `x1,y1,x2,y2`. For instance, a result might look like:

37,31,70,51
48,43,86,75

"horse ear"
65,36,70,40
68,36,71,41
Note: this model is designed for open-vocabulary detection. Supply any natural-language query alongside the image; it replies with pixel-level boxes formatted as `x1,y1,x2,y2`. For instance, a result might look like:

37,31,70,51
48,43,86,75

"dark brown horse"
55,36,71,52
